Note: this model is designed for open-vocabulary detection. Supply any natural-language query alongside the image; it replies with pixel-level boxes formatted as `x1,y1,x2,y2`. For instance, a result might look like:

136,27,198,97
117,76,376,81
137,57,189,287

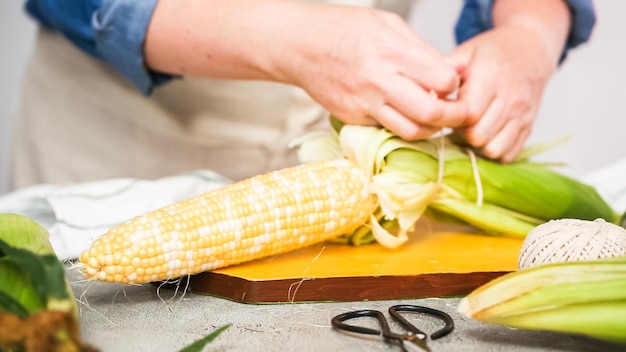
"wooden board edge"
186,271,512,304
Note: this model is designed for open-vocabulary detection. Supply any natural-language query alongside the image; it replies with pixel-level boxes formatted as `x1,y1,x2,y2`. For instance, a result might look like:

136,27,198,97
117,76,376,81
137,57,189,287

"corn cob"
458,256,626,344
79,159,375,284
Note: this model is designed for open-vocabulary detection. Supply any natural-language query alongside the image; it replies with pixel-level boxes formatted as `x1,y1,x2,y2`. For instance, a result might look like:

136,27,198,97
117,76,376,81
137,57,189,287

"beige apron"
10,0,414,189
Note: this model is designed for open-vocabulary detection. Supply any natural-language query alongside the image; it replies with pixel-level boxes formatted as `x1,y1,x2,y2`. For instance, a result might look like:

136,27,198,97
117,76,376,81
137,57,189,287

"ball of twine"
518,218,626,270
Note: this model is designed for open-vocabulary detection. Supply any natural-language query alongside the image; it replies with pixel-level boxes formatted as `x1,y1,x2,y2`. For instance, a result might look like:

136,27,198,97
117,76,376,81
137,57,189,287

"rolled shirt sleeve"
455,0,596,62
25,0,172,95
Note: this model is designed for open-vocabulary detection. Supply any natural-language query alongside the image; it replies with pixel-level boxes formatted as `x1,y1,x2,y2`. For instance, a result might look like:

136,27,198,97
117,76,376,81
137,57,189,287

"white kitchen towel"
582,157,626,216
0,170,231,260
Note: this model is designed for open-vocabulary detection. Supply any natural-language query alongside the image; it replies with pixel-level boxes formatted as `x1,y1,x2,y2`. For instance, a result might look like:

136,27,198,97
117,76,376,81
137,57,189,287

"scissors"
331,304,454,352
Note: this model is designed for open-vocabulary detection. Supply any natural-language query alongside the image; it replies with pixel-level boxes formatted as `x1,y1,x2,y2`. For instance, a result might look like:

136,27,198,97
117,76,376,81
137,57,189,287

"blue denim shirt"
25,0,596,96
455,0,596,63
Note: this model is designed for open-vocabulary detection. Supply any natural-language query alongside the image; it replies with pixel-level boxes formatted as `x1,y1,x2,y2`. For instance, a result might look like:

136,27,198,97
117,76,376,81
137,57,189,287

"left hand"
448,25,560,163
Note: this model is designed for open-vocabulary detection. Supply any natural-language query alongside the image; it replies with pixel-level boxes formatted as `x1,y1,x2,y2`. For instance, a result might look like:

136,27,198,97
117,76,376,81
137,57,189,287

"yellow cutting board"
188,224,524,303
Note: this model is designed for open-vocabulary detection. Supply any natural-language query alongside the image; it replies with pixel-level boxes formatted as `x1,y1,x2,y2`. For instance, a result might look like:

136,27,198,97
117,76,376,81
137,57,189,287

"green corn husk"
458,256,626,344
0,213,95,351
297,123,619,247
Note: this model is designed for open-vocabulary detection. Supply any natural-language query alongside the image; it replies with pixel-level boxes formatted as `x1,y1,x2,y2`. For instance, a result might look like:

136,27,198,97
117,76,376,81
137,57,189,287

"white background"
1,1,625,195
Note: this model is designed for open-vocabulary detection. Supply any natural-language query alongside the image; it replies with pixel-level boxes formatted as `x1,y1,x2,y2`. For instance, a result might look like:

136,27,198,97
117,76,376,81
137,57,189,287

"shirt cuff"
93,0,173,95
454,0,596,62
454,0,494,46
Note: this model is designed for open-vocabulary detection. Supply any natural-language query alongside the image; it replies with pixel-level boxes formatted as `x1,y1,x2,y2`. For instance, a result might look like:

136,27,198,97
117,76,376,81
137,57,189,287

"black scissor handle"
331,309,390,336
331,309,414,352
389,304,455,340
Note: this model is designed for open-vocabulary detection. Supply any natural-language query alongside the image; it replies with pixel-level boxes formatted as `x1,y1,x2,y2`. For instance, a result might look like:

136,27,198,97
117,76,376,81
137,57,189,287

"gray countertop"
68,267,626,352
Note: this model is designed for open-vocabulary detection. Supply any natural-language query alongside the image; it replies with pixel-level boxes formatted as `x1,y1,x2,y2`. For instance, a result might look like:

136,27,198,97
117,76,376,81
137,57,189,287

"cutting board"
187,224,524,303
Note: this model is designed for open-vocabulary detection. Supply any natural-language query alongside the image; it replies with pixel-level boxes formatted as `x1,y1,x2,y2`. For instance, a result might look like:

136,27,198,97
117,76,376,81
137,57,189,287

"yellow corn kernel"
79,159,375,284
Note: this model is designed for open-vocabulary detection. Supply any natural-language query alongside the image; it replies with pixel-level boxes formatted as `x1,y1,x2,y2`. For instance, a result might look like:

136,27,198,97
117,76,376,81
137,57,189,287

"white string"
518,218,626,270
435,132,445,191
429,89,445,192
287,246,326,302
466,148,483,207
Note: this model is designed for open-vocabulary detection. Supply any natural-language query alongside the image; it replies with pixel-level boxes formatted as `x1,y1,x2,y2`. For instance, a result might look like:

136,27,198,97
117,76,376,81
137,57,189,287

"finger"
372,20,460,96
449,58,466,88
374,104,441,140
389,36,460,95
500,126,532,163
457,98,508,148
455,68,496,126
480,119,527,161
336,113,380,127
384,75,470,129
401,54,460,95
447,45,472,75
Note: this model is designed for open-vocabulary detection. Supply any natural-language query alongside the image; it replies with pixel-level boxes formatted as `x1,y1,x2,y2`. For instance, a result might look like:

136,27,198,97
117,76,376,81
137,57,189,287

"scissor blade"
402,339,431,352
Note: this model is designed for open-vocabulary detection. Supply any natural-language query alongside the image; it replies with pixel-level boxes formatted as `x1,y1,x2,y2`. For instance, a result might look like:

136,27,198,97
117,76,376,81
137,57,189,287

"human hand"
279,4,470,140
447,0,570,163
447,27,559,162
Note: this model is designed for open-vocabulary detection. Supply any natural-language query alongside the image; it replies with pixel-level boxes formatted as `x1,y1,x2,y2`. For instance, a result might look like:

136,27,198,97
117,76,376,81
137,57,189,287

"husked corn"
79,159,375,284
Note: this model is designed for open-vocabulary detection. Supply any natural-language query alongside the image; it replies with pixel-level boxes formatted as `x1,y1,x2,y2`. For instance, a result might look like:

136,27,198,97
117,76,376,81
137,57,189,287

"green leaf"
459,257,626,344
179,324,232,352
40,255,74,302
0,290,30,318
0,214,76,315
0,256,45,315
0,213,55,255
0,240,68,311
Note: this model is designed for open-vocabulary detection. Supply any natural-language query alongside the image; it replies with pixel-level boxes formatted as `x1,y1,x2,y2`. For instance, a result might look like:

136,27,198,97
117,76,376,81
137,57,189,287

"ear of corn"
0,213,89,351
79,158,375,284
306,123,619,246
457,256,626,344
0,213,76,317
80,120,618,284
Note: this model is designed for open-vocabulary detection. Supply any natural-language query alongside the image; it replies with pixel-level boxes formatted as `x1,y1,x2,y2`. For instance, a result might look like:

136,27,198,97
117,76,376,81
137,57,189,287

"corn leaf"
0,214,76,316
0,213,92,351
179,324,231,352
312,124,620,246
0,240,74,314
0,290,30,318
0,243,46,317
459,256,626,344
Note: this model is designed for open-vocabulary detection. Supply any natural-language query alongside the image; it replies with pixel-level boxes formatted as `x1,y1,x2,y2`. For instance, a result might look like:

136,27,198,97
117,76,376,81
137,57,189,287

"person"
9,0,595,190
